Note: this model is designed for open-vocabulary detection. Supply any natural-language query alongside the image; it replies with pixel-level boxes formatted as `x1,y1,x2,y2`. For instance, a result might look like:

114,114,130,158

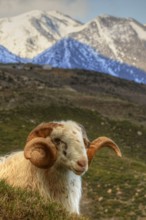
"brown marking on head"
27,122,63,142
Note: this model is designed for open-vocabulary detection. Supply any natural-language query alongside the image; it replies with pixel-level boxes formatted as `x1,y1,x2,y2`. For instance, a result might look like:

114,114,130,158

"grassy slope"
0,180,87,220
0,105,146,219
0,66,146,219
85,154,146,219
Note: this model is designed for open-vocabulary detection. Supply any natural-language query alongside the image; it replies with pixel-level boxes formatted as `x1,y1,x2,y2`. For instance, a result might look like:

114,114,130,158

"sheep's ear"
87,137,122,165
24,137,57,169
77,123,90,148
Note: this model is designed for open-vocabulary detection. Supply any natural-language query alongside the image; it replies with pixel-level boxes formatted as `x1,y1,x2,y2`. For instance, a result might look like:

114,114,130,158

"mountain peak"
0,10,82,58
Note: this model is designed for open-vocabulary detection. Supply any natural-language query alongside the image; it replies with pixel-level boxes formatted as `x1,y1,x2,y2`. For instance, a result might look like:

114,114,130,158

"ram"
0,120,122,214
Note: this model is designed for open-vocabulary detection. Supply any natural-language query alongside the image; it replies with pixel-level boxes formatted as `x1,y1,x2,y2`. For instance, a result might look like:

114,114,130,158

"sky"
0,0,145,24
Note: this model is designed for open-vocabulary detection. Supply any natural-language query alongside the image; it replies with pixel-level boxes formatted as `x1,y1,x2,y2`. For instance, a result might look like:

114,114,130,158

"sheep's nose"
77,159,87,168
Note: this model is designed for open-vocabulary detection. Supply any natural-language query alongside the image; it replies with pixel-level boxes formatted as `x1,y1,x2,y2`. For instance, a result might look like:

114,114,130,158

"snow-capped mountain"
33,37,109,71
0,10,81,58
68,15,146,72
0,45,30,63
33,37,146,84
0,10,146,72
0,10,146,84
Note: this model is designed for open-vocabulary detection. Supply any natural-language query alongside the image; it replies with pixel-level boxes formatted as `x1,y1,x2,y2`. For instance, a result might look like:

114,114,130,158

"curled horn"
87,136,122,165
24,137,57,168
24,122,62,169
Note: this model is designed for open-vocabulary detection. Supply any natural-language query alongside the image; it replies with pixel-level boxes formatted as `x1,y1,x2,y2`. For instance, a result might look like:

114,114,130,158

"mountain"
0,10,146,83
33,37,146,84
0,45,30,63
33,37,110,71
0,10,81,58
1,10,146,72
68,15,146,72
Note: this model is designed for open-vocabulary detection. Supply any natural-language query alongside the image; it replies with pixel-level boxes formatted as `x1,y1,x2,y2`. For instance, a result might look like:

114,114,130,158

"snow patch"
130,21,146,40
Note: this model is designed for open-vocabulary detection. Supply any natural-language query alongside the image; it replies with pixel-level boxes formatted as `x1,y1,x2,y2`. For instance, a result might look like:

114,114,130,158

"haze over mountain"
0,10,146,84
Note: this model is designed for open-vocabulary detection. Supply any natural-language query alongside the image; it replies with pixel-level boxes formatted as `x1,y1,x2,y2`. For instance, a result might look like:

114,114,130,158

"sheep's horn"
24,122,62,168
24,137,57,168
87,136,122,165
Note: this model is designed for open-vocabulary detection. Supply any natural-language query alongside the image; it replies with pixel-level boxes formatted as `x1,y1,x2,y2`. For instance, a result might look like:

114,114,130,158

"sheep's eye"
53,138,61,145
63,150,67,156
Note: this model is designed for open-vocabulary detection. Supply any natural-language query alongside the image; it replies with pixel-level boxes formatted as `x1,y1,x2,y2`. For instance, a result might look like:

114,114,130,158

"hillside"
0,65,146,219
0,180,87,220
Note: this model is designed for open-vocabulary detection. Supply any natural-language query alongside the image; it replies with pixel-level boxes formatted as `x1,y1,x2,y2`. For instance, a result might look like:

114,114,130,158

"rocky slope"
69,15,146,71
1,64,146,126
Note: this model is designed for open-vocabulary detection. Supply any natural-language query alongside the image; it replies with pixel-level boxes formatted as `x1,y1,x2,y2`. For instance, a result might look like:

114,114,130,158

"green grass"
0,180,87,220
85,154,146,219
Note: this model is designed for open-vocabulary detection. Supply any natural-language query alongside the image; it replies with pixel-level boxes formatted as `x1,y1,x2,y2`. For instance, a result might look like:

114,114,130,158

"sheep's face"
25,120,122,171
50,121,88,175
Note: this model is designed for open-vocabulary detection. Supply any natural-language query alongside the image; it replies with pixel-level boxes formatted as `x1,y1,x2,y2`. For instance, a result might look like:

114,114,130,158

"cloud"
0,0,89,21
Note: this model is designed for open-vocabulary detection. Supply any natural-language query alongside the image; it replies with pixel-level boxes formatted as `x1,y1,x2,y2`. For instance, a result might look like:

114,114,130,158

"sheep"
0,120,122,214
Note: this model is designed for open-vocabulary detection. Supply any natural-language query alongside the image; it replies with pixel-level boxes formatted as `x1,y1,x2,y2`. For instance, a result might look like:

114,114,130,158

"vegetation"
0,180,87,220
0,65,146,219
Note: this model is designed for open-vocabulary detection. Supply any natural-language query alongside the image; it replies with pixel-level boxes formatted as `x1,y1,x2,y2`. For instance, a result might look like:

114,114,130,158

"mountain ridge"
0,10,146,65
1,37,146,84
0,10,81,58
0,10,146,84
33,37,146,84
68,15,146,70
